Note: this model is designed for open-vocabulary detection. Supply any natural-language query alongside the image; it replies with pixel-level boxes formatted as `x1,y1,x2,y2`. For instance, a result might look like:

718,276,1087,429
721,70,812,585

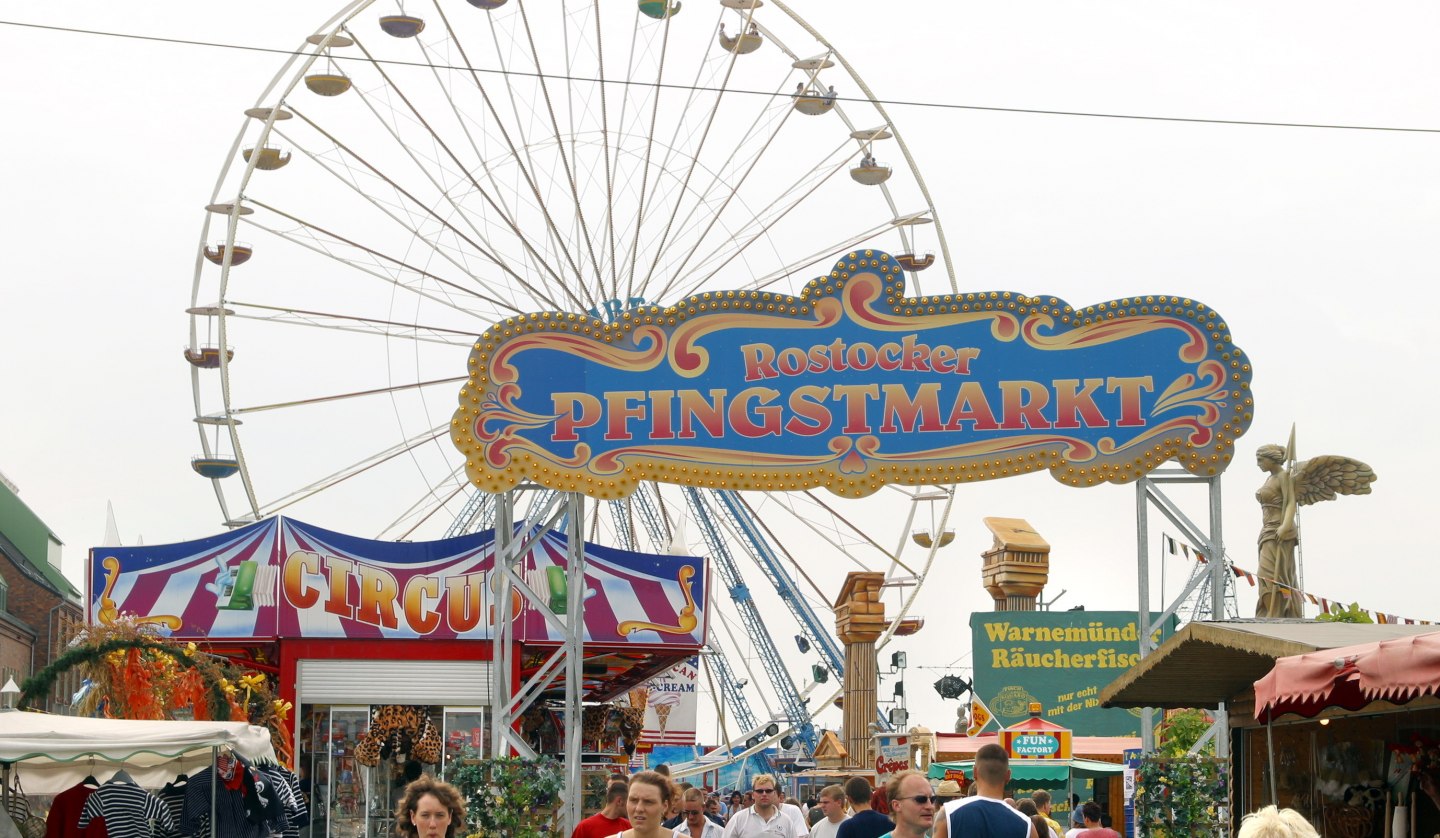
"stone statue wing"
1292,455,1377,507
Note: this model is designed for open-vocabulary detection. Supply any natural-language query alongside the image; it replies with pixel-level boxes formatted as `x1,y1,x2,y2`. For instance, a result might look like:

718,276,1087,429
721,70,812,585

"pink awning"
1253,630,1440,722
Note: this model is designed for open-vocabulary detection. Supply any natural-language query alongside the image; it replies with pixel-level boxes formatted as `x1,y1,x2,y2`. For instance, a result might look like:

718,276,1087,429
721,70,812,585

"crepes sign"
452,251,1252,499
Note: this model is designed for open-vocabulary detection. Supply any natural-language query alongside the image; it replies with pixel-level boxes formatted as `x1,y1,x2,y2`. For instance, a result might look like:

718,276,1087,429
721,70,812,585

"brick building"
0,470,84,711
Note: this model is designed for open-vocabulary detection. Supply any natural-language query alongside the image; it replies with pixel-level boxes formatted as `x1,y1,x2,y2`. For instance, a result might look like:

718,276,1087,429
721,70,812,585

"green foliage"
1156,709,1216,758
1135,755,1227,838
446,749,566,838
1316,602,1374,623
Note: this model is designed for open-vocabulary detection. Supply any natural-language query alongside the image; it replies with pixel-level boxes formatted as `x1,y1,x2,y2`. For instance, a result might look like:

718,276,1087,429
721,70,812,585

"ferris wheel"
186,0,959,755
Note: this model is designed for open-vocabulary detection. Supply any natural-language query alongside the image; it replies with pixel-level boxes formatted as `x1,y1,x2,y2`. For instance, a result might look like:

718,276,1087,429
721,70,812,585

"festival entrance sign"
452,252,1253,497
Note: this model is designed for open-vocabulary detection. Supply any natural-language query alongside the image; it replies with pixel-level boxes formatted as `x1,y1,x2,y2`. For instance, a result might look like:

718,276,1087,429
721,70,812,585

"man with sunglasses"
875,771,937,838
675,788,725,837
722,775,803,837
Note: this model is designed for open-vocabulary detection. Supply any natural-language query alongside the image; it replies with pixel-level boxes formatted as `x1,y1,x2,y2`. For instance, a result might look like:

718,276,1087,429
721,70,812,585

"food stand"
1101,621,1440,837
1253,631,1440,838
929,706,1129,827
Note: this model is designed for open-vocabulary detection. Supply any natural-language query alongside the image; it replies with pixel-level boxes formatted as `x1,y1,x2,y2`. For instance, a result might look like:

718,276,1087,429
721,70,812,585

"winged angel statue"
1255,436,1377,618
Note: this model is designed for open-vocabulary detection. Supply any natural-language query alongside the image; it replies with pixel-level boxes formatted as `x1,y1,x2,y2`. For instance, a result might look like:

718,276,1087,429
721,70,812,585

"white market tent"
0,711,274,793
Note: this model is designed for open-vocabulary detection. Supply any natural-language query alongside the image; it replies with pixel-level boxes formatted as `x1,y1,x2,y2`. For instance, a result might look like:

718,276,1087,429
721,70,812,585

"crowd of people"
384,743,1328,838
562,745,1134,838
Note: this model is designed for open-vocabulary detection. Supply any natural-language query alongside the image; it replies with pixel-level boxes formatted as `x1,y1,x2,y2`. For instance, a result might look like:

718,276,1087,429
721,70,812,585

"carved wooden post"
834,571,886,768
980,517,1051,612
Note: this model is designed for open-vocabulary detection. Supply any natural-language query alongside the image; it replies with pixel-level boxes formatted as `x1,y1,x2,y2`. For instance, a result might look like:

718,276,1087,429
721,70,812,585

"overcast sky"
2,1,1436,738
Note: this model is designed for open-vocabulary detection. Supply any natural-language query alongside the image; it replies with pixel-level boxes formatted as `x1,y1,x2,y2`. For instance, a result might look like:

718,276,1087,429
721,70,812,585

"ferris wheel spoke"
256,421,450,519
276,112,572,316
240,202,517,317
341,31,584,314
224,301,477,346
418,3,577,311
442,3,607,311
231,375,466,415
584,0,622,303
644,95,798,302
389,465,471,541
514,1,607,298
670,141,856,297
639,18,798,300
713,608,776,720
608,5,648,304
729,494,829,604
618,14,678,306
735,214,935,293
635,10,752,298
795,489,918,576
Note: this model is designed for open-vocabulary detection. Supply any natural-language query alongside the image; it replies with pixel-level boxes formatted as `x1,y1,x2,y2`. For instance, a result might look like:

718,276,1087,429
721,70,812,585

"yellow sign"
967,695,996,737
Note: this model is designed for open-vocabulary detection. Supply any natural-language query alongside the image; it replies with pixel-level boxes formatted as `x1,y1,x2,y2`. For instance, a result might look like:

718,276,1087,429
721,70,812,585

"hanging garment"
158,777,188,838
254,764,306,838
45,780,98,838
181,767,265,838
78,779,174,838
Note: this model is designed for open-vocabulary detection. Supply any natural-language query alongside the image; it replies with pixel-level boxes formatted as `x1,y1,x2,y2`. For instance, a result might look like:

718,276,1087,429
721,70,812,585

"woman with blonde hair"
1237,806,1319,838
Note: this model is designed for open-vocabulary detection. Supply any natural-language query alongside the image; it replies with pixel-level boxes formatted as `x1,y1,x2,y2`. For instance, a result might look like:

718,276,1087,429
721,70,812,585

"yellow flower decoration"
184,642,198,657
272,699,293,721
219,678,237,696
239,674,267,691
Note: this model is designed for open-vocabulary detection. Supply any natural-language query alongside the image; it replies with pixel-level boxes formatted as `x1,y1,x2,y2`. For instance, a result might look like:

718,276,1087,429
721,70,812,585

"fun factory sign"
1001,714,1073,761
452,251,1253,499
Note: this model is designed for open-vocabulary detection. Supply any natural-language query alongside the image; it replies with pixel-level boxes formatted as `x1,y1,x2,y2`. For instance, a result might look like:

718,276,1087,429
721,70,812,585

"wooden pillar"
834,571,886,769
980,517,1051,612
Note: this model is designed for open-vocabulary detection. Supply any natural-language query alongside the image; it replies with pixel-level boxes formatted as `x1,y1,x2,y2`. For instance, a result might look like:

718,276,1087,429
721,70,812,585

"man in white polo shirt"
723,775,804,837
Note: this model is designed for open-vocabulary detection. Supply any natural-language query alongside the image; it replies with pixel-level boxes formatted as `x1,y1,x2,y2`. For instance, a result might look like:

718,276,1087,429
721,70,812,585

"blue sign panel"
453,251,1253,499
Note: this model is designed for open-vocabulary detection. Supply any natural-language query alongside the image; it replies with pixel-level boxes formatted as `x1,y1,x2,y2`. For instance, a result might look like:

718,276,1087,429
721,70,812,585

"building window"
0,575,9,612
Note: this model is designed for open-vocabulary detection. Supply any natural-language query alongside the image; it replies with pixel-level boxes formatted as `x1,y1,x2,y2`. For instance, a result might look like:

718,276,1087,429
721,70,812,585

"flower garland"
19,618,295,766
1135,755,1228,838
